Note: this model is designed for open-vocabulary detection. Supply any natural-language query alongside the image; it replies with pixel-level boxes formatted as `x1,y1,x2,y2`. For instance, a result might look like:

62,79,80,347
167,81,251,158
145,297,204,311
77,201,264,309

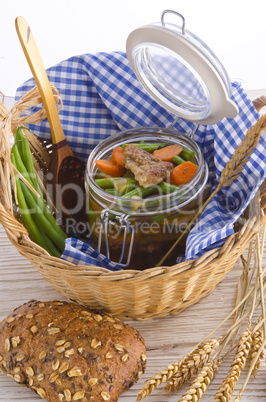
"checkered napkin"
62,238,122,271
16,51,266,268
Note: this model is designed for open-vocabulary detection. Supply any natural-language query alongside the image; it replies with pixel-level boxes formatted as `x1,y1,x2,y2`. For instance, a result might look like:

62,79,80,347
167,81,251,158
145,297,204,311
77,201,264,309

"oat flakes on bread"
0,300,146,401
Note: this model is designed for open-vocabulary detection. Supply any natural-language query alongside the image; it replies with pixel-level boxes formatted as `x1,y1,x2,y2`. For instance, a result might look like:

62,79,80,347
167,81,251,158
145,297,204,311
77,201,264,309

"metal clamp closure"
161,10,186,35
97,209,135,267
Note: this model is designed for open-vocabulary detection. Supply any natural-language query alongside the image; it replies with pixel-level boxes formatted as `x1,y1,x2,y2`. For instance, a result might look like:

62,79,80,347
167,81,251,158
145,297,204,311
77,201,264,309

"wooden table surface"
1,90,266,401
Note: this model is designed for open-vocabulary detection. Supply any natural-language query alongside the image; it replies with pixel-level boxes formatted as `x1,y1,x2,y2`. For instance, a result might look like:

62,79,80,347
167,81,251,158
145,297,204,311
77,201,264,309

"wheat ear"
219,114,266,188
234,225,266,400
156,113,266,267
136,338,219,401
234,318,266,402
246,226,266,382
165,338,219,393
178,359,220,402
135,359,186,402
214,324,252,402
250,320,264,378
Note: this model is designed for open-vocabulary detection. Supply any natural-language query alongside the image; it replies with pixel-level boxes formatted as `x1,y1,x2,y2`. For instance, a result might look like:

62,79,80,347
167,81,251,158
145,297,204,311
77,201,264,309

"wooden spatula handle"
15,16,65,145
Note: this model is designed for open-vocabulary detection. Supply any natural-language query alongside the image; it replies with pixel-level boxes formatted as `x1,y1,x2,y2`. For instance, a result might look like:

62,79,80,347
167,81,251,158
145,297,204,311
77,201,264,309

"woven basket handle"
253,96,266,112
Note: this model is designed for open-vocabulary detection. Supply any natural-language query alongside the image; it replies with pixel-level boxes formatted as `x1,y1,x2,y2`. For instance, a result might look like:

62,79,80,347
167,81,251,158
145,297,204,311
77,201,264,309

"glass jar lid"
126,10,239,125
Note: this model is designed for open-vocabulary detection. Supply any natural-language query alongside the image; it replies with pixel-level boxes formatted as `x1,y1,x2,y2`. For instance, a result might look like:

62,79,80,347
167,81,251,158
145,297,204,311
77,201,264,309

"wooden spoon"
15,16,88,237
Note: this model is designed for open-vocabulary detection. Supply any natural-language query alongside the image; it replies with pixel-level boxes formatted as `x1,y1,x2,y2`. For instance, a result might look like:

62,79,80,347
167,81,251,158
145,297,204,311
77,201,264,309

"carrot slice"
170,161,198,186
95,160,124,177
153,144,183,161
112,146,125,166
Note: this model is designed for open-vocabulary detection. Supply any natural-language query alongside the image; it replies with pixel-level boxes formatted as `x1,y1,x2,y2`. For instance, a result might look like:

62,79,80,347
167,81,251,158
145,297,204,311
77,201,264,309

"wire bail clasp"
97,209,135,268
161,10,186,35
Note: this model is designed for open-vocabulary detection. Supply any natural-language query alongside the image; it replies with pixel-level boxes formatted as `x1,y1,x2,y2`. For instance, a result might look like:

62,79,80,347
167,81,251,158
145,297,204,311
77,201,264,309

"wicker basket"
0,92,266,321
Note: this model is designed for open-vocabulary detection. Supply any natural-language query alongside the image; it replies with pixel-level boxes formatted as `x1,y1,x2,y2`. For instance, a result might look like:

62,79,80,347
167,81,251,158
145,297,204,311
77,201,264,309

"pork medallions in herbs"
94,140,198,198
122,144,173,187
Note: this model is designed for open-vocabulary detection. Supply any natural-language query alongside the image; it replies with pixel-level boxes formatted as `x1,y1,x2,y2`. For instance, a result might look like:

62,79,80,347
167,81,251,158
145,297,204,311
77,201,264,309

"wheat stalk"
136,267,266,401
143,265,266,400
137,229,266,401
234,318,266,402
256,225,266,338
234,224,266,400
219,114,266,188
138,229,266,401
235,241,256,319
178,359,220,402
165,338,219,393
156,113,266,267
136,338,219,401
228,242,256,359
214,324,252,402
250,320,264,378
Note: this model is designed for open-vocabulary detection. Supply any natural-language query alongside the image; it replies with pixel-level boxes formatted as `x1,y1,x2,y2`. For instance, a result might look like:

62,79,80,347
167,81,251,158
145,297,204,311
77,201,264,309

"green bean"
11,153,49,252
104,178,137,197
94,177,119,189
159,181,179,194
180,146,195,161
38,226,61,258
124,178,137,194
14,126,26,162
96,177,137,195
113,178,129,194
172,155,186,165
12,140,66,252
121,185,157,199
19,180,65,252
12,140,67,241
12,142,34,186
16,127,42,194
122,143,166,152
105,188,120,196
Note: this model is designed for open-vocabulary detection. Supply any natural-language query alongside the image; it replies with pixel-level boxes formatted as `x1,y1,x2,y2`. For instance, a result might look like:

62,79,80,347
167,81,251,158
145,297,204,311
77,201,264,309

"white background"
1,0,266,96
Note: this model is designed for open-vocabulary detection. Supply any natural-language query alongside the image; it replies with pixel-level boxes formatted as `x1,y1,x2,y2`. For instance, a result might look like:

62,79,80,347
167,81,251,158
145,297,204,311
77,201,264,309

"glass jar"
84,9,239,270
85,127,209,270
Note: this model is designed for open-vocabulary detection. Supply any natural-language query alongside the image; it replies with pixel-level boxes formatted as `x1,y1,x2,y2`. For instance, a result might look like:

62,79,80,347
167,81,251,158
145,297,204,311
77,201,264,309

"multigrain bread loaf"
0,300,146,401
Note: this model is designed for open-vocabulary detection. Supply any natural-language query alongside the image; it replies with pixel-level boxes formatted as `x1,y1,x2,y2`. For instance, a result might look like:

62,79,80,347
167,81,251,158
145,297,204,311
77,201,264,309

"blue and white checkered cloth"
62,238,122,271
16,51,266,269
